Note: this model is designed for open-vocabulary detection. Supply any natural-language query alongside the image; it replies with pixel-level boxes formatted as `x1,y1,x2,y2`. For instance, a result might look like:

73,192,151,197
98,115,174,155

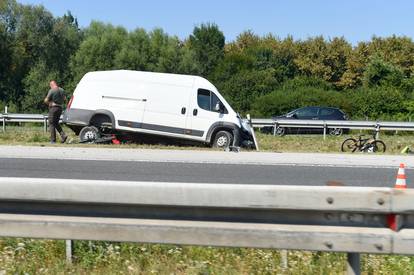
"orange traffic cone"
388,163,407,231
395,163,407,189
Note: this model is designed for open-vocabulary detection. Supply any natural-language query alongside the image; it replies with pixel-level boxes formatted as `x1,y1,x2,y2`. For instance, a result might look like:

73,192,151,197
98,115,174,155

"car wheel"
79,126,101,143
329,128,343,136
213,130,233,149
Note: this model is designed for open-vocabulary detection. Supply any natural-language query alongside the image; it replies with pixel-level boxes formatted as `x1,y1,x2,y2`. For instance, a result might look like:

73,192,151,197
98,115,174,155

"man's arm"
44,90,52,106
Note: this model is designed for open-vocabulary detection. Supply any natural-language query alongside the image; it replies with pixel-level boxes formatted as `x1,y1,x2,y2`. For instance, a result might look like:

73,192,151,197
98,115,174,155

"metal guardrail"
3,112,414,137
0,177,413,274
251,118,414,139
1,113,49,132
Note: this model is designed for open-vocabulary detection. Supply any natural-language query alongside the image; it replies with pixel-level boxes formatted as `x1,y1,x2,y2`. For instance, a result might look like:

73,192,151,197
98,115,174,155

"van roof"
81,70,208,88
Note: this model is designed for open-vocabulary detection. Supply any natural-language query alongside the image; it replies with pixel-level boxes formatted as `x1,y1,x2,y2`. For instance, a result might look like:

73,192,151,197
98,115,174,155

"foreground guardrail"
0,177,412,274
251,118,414,139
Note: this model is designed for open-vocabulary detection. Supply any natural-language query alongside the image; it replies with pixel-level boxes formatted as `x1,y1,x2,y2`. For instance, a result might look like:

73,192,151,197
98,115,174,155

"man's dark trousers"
48,106,65,142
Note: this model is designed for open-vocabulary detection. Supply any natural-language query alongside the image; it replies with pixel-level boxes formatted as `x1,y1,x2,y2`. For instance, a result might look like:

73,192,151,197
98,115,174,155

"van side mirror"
214,102,223,113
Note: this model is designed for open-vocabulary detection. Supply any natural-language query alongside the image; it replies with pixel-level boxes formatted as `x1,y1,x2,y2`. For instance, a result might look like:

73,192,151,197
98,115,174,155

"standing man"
44,80,68,143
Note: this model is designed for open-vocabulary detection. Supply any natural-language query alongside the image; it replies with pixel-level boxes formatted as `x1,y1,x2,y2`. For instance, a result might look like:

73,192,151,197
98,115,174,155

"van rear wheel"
79,126,101,143
213,130,233,149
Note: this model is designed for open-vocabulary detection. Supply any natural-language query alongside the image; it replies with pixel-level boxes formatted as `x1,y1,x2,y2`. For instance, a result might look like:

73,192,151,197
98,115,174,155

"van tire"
212,130,233,149
79,126,101,142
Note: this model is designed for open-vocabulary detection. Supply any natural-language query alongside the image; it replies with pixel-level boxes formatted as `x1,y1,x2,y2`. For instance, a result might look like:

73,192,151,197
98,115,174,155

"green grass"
1,125,414,154
0,239,413,274
256,132,413,154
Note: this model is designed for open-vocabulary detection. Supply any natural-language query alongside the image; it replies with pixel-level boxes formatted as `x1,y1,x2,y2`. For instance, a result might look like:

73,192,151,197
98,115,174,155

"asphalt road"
0,157,409,187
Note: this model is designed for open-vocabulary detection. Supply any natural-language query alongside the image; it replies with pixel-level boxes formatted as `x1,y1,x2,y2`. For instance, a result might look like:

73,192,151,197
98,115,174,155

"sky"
17,0,414,44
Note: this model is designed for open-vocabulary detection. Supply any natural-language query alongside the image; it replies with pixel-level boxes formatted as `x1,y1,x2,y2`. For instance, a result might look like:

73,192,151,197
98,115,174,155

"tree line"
1,0,414,120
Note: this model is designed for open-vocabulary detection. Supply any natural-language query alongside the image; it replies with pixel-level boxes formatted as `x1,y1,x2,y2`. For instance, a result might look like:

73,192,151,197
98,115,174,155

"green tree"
147,29,183,73
188,23,225,77
69,21,127,90
22,61,59,112
295,36,352,88
20,9,81,111
362,55,405,88
115,28,151,71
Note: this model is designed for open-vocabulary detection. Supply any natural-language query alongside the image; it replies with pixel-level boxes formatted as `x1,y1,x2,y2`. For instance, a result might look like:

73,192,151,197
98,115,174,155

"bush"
346,87,405,119
250,77,350,117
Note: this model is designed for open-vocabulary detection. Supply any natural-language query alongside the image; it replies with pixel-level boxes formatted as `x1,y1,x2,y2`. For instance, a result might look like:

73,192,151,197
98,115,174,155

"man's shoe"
61,136,68,144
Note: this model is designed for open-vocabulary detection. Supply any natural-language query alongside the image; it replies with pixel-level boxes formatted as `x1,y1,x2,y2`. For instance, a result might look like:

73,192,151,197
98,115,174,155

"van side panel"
140,82,197,137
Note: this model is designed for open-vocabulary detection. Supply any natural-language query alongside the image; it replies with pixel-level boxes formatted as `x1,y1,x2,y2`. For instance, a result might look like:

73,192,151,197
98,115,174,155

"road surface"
0,146,411,187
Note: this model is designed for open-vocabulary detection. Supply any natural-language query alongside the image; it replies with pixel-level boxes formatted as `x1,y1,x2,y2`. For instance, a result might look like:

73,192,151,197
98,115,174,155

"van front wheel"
212,130,233,149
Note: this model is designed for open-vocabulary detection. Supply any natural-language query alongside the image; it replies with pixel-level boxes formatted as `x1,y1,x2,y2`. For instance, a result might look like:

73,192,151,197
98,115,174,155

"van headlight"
241,119,252,134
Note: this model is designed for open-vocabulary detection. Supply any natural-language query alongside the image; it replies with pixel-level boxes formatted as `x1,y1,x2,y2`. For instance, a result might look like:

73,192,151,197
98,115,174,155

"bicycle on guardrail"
341,133,386,153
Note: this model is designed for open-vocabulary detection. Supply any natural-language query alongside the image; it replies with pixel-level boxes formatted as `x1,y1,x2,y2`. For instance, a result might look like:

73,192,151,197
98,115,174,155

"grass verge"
1,125,414,154
0,239,413,274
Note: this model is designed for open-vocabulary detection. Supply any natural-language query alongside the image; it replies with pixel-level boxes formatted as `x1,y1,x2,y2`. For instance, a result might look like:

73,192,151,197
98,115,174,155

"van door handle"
193,109,198,116
181,107,186,114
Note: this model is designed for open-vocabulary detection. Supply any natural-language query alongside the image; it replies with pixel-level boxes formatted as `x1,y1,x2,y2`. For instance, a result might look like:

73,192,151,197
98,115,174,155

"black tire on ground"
275,127,286,136
369,140,386,153
212,130,233,149
79,126,101,142
328,128,343,136
341,138,358,152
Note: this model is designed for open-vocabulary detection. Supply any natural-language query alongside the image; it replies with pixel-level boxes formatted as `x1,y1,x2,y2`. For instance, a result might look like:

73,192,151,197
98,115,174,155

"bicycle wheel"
370,140,386,153
341,138,358,152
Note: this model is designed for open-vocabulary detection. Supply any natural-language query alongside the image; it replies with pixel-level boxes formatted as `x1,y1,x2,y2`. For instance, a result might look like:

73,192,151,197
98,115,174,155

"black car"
261,106,349,136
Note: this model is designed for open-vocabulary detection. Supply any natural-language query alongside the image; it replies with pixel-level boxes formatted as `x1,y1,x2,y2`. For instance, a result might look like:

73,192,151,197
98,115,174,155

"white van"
63,70,255,148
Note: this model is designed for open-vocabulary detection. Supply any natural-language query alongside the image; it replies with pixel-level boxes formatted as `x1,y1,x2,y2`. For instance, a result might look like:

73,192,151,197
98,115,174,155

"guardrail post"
66,239,73,264
2,116,5,132
44,116,48,133
346,253,360,275
273,122,278,136
323,123,327,140
375,125,380,139
280,250,288,269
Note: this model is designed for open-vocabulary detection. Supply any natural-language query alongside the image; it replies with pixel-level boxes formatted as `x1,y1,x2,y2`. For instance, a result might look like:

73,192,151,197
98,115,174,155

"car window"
295,107,318,118
319,108,336,116
197,89,227,113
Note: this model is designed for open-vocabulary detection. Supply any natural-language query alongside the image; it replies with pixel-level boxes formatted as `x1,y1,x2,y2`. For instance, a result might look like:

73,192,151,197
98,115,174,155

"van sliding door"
141,84,192,137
